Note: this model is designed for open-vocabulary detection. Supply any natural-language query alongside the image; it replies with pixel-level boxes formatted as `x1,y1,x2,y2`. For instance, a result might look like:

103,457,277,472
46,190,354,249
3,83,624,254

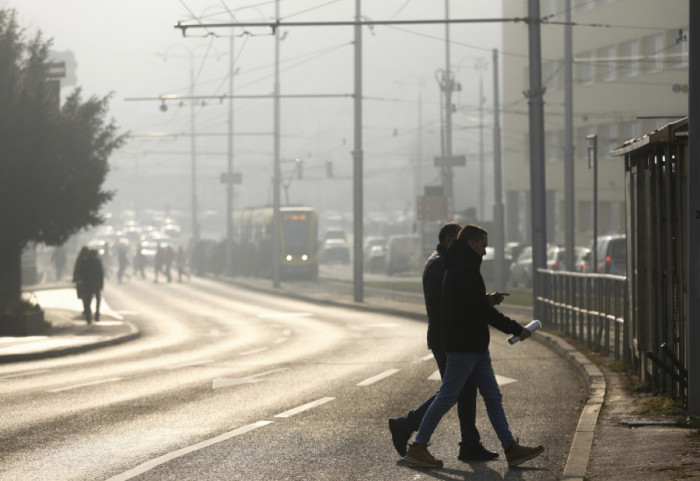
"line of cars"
509,234,626,287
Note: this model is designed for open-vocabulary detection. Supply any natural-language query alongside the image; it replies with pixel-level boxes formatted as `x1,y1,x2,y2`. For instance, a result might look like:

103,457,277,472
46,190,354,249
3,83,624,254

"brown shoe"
405,443,443,468
505,439,544,468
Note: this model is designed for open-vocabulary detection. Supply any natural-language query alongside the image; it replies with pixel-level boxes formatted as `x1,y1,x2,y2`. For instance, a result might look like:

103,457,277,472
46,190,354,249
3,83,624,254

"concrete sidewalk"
0,288,139,363
3,277,698,479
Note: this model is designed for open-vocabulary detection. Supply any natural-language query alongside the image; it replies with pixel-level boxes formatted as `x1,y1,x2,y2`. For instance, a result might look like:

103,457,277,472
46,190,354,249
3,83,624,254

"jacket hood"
444,238,482,270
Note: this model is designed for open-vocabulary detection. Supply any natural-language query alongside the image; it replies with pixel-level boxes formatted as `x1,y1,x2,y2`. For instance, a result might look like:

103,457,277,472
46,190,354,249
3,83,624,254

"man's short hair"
458,224,488,243
438,222,462,243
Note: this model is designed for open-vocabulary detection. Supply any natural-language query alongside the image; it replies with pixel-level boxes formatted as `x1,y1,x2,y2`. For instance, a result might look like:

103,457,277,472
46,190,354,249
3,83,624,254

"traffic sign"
417,195,452,220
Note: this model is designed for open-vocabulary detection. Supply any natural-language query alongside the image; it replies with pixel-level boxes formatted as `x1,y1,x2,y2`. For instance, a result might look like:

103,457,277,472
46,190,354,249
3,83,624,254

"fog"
14,0,502,240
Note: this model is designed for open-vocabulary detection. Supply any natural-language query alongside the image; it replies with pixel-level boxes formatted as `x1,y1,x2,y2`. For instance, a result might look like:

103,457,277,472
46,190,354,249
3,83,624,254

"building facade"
501,0,688,246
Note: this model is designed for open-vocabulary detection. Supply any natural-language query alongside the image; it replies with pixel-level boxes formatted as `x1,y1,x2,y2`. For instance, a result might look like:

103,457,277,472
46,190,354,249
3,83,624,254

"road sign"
220,172,242,184
434,155,466,167
417,195,452,220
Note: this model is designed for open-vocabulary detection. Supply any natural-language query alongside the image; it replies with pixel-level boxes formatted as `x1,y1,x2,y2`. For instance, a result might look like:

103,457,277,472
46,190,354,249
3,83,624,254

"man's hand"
487,291,510,306
519,327,532,340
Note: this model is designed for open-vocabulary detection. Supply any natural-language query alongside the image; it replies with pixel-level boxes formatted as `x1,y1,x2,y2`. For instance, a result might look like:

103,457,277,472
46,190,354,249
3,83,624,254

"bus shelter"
612,117,689,402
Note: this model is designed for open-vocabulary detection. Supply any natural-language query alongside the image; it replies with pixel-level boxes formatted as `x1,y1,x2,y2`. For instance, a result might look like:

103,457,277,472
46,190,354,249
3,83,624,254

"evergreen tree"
0,9,125,311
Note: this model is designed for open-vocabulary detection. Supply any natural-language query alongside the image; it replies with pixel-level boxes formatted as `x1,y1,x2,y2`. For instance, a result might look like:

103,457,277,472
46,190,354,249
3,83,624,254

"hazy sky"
10,1,504,222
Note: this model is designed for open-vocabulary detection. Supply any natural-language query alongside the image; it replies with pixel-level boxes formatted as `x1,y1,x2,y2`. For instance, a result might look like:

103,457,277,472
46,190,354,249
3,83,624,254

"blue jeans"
414,350,515,451
403,349,480,445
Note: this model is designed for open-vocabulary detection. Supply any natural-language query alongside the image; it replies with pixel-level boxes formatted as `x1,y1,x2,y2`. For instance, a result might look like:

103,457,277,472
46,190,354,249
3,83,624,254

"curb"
0,320,141,364
218,275,602,479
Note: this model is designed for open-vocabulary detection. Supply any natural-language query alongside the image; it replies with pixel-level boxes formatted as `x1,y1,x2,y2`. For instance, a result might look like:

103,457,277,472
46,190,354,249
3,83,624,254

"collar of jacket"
435,243,447,256
444,237,482,270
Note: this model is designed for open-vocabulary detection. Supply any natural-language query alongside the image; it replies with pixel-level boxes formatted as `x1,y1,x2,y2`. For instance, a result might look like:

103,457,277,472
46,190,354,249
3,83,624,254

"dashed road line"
239,347,269,356
357,368,400,386
274,397,335,418
166,360,215,370
104,420,273,481
212,367,289,390
48,377,122,393
0,369,50,380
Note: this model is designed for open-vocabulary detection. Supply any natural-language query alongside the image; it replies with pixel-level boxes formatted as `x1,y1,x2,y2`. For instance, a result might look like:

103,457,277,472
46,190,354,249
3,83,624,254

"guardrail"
535,269,628,363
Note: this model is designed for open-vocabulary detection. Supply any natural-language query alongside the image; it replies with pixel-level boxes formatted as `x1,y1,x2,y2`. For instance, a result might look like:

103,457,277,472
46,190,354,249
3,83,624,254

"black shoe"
388,418,412,457
458,442,499,461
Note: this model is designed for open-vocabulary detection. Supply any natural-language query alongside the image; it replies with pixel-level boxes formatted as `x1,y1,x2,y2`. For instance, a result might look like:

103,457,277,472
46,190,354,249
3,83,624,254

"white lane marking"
167,360,215,370
0,369,50,380
48,377,122,393
213,367,289,390
495,375,518,386
257,312,312,319
346,323,400,331
357,368,400,386
240,347,269,356
426,372,518,386
105,420,273,481
274,397,335,418
273,337,288,344
419,353,434,362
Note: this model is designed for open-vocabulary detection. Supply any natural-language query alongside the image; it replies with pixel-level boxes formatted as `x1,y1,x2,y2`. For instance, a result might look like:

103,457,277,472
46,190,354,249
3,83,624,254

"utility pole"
189,56,199,244
353,0,364,302
587,134,598,273
477,58,486,221
564,0,575,272
688,0,700,417
225,31,235,276
492,48,506,289
526,0,547,321
272,0,281,288
442,0,454,202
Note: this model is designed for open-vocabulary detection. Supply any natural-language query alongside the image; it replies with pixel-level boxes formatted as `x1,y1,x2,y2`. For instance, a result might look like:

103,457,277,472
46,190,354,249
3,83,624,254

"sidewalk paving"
3,277,699,480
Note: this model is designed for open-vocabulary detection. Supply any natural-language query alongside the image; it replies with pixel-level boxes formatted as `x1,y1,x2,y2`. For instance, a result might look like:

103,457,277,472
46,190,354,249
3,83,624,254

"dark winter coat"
423,243,446,350
79,255,104,292
442,238,523,353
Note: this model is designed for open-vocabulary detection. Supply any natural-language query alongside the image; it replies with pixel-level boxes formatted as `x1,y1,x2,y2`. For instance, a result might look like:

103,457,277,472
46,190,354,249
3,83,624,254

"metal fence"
535,269,628,363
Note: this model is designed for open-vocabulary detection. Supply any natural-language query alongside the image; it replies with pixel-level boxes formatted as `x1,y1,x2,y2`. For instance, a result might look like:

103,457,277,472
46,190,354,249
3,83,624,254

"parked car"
510,246,533,287
587,234,626,275
547,245,591,271
481,247,513,284
575,247,592,272
385,234,421,276
363,236,387,273
320,238,350,264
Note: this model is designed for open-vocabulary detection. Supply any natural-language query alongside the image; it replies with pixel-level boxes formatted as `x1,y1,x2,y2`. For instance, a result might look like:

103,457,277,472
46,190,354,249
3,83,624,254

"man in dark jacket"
78,248,104,324
389,222,500,461
405,224,544,469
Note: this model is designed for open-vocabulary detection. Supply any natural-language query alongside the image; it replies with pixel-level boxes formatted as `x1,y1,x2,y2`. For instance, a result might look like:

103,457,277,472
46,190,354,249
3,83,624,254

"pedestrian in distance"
154,243,164,283
51,245,67,281
133,244,146,279
72,246,90,318
76,248,104,324
164,244,174,282
117,244,130,284
176,246,190,282
404,224,544,469
389,222,502,462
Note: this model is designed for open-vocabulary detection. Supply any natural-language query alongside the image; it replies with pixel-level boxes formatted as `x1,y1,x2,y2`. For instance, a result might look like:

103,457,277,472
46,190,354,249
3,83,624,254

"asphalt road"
0,276,586,480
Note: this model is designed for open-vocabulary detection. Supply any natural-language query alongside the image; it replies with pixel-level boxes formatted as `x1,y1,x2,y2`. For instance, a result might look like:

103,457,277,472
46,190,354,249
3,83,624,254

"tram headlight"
286,255,292,261
302,254,308,261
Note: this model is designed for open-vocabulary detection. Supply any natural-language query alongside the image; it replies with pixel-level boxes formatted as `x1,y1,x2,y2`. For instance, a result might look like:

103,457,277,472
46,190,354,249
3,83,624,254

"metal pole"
527,0,548,320
479,60,485,221
493,49,505,289
588,134,598,273
443,0,454,202
272,0,281,288
190,56,199,243
564,0,575,271
688,0,700,417
226,32,234,276
353,0,364,302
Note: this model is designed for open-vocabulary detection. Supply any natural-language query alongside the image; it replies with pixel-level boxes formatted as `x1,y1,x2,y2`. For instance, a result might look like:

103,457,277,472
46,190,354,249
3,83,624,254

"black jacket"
423,243,446,350
79,255,104,292
442,238,523,353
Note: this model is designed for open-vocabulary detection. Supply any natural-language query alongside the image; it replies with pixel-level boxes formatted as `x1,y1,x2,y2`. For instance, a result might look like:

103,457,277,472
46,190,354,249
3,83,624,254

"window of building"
642,33,664,73
577,51,594,85
544,60,559,92
619,39,639,78
545,130,561,163
669,27,689,68
597,45,616,82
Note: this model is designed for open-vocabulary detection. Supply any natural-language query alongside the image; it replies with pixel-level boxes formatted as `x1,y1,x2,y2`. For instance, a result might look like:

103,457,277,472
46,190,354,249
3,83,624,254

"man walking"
404,224,544,469
78,248,104,324
389,222,500,462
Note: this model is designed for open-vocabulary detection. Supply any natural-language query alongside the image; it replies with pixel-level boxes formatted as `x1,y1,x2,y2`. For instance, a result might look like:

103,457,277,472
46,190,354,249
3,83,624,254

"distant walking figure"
72,246,90,318
76,249,104,324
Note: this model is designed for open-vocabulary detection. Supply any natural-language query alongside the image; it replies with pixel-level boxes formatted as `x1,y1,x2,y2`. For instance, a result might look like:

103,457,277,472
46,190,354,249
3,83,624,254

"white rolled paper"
507,319,542,345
